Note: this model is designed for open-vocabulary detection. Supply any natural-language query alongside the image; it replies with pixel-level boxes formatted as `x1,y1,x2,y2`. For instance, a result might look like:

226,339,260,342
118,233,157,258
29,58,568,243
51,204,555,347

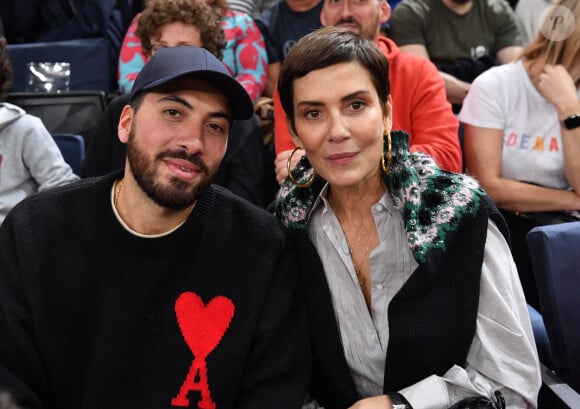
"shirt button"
376,284,384,290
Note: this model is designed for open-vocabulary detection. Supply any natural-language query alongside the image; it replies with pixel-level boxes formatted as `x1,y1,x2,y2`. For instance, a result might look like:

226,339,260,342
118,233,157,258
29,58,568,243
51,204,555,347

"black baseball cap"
129,46,254,120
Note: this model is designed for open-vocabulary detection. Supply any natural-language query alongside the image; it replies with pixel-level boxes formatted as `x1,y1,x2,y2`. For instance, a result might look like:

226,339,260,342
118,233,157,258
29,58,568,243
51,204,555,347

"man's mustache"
336,18,362,30
157,150,209,174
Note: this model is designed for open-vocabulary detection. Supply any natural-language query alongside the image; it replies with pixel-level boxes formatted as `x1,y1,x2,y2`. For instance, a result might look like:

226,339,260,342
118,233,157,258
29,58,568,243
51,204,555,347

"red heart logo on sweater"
175,292,235,359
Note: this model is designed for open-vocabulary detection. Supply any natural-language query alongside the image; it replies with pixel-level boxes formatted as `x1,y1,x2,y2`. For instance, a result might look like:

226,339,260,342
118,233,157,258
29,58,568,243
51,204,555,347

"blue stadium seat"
51,133,85,175
527,222,580,398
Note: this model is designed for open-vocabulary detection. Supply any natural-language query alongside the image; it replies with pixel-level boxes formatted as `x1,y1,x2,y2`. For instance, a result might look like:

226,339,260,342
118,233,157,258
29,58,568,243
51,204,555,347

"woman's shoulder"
472,61,526,88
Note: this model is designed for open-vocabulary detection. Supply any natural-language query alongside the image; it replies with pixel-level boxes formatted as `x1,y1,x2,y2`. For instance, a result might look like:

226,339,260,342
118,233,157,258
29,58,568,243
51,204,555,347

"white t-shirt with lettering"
458,60,580,189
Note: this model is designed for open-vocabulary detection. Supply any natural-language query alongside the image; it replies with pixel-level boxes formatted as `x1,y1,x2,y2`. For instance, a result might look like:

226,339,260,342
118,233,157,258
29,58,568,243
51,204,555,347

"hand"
348,395,391,409
255,96,274,123
254,96,275,145
537,64,580,117
274,148,301,185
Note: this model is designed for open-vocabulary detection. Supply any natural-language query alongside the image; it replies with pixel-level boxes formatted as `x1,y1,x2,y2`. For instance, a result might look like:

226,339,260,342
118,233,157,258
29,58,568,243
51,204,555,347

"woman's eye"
305,110,321,119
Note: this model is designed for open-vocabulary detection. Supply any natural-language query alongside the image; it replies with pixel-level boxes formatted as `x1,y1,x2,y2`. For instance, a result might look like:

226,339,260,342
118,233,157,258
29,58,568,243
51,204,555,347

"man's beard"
126,125,213,210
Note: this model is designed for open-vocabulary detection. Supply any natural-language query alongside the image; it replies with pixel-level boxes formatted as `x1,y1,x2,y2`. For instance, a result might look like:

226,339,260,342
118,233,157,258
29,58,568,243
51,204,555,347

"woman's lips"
327,152,357,166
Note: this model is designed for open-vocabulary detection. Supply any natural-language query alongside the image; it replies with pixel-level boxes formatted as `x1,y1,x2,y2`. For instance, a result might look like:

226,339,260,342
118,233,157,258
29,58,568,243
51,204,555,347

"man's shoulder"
392,0,433,17
14,177,99,211
210,185,280,225
3,177,103,231
208,186,289,248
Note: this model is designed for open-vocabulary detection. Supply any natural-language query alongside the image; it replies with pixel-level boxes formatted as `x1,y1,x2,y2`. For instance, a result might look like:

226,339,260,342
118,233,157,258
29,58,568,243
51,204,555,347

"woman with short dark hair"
274,26,540,409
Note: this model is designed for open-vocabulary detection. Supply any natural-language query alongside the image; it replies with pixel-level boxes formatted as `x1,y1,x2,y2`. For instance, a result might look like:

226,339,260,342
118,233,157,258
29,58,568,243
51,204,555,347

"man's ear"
380,0,391,25
118,105,134,144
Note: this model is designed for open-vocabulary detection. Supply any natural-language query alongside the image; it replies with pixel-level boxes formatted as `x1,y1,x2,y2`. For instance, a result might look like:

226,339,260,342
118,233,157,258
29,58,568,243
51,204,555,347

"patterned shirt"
117,10,267,101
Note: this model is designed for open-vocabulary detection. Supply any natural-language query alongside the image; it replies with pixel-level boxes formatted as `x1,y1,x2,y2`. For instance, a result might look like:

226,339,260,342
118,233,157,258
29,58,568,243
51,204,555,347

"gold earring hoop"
287,146,316,188
381,131,393,174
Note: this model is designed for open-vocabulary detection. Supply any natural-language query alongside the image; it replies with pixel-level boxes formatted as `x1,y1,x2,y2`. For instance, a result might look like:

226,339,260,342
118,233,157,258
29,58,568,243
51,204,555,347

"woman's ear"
287,117,302,148
118,105,134,144
383,95,393,132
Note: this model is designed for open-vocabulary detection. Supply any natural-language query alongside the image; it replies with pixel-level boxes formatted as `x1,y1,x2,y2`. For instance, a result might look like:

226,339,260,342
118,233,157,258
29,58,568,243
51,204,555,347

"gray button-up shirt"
307,186,540,409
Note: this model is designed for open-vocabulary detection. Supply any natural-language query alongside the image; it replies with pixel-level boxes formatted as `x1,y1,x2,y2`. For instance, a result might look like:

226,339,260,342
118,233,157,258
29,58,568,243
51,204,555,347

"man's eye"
208,123,226,133
350,101,365,111
164,109,182,118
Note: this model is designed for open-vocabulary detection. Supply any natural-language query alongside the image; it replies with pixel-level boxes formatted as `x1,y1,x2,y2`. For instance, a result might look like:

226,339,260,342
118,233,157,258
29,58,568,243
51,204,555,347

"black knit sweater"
0,171,310,409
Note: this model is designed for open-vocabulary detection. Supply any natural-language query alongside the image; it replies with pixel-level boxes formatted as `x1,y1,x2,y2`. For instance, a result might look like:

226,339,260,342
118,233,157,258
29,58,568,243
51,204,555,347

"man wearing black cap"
0,46,310,409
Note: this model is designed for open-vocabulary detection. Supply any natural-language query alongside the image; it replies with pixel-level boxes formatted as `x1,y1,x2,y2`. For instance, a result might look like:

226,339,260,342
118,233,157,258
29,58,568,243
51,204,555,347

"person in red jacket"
273,0,462,184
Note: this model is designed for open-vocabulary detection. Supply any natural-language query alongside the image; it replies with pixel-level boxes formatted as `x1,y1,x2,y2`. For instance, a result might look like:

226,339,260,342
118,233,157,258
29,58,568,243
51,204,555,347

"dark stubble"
126,123,213,210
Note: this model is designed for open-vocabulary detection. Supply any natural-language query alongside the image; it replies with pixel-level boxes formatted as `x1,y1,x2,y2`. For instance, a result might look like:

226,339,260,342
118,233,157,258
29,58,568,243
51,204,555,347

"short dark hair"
0,36,12,101
136,0,226,60
278,27,390,132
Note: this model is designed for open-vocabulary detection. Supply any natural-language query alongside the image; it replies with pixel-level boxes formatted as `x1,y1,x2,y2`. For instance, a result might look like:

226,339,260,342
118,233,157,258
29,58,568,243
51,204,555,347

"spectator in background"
273,0,462,185
274,27,540,409
0,35,78,225
515,0,557,45
118,0,268,102
83,0,267,207
458,0,580,309
254,0,323,97
388,0,523,107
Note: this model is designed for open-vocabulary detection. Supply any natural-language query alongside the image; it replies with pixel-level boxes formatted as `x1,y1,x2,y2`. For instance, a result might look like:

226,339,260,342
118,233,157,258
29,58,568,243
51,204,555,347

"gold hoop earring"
382,131,392,174
287,146,316,188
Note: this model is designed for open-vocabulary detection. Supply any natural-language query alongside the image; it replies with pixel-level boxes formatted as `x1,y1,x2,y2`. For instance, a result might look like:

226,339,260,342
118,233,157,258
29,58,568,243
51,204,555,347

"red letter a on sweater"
172,292,235,408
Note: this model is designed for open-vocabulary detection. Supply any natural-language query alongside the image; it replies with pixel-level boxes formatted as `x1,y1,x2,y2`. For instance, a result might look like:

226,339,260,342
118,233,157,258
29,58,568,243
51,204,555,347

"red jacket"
274,36,462,173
